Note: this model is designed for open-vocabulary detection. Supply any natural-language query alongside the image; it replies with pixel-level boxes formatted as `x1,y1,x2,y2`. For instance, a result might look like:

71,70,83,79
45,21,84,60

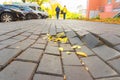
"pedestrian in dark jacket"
55,6,60,19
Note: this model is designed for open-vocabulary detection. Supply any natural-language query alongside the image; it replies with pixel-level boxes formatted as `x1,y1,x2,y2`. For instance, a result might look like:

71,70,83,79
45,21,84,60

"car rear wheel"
1,13,13,22
38,14,42,19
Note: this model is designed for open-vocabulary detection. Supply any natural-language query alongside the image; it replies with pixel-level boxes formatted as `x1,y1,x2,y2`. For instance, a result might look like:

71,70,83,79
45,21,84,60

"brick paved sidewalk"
0,20,120,80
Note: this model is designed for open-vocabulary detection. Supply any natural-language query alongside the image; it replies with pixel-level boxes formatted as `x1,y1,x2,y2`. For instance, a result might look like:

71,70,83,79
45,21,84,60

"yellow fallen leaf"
76,52,87,57
64,75,66,80
55,38,62,42
52,37,56,41
71,45,81,49
81,62,85,65
61,37,68,43
66,51,71,55
85,66,89,71
59,47,64,51
47,33,50,36
48,36,53,41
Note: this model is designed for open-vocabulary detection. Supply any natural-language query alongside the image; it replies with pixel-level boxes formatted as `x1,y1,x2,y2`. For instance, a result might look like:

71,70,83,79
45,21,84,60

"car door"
0,5,3,14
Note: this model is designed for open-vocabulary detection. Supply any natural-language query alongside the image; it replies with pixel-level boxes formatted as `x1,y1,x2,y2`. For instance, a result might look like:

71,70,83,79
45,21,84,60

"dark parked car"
0,4,25,22
22,3,48,19
4,5,39,20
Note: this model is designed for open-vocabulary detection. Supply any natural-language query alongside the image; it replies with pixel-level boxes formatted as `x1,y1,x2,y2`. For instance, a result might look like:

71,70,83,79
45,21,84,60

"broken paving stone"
76,46,95,56
69,37,83,46
81,33,102,49
65,31,77,38
76,30,89,38
56,32,66,38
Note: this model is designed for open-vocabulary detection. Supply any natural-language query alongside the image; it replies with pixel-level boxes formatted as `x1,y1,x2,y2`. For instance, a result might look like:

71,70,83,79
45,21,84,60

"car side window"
29,6,36,10
0,5,2,8
0,6,2,10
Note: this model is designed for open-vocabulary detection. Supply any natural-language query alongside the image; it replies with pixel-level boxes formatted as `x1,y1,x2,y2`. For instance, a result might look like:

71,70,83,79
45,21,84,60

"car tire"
38,14,43,19
1,13,13,22
26,14,32,20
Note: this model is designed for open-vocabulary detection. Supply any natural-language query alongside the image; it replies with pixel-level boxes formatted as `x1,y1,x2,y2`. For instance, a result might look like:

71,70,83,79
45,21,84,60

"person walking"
63,5,67,19
55,6,60,19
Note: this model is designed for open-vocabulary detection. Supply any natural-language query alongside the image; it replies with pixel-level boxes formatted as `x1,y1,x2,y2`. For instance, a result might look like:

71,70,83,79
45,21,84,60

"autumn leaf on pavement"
64,75,66,80
59,47,64,51
76,52,87,57
66,51,71,55
71,45,81,49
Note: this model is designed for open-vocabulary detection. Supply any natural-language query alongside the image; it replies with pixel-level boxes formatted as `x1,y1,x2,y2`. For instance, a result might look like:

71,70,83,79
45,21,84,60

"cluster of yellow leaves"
59,45,88,57
47,32,68,43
